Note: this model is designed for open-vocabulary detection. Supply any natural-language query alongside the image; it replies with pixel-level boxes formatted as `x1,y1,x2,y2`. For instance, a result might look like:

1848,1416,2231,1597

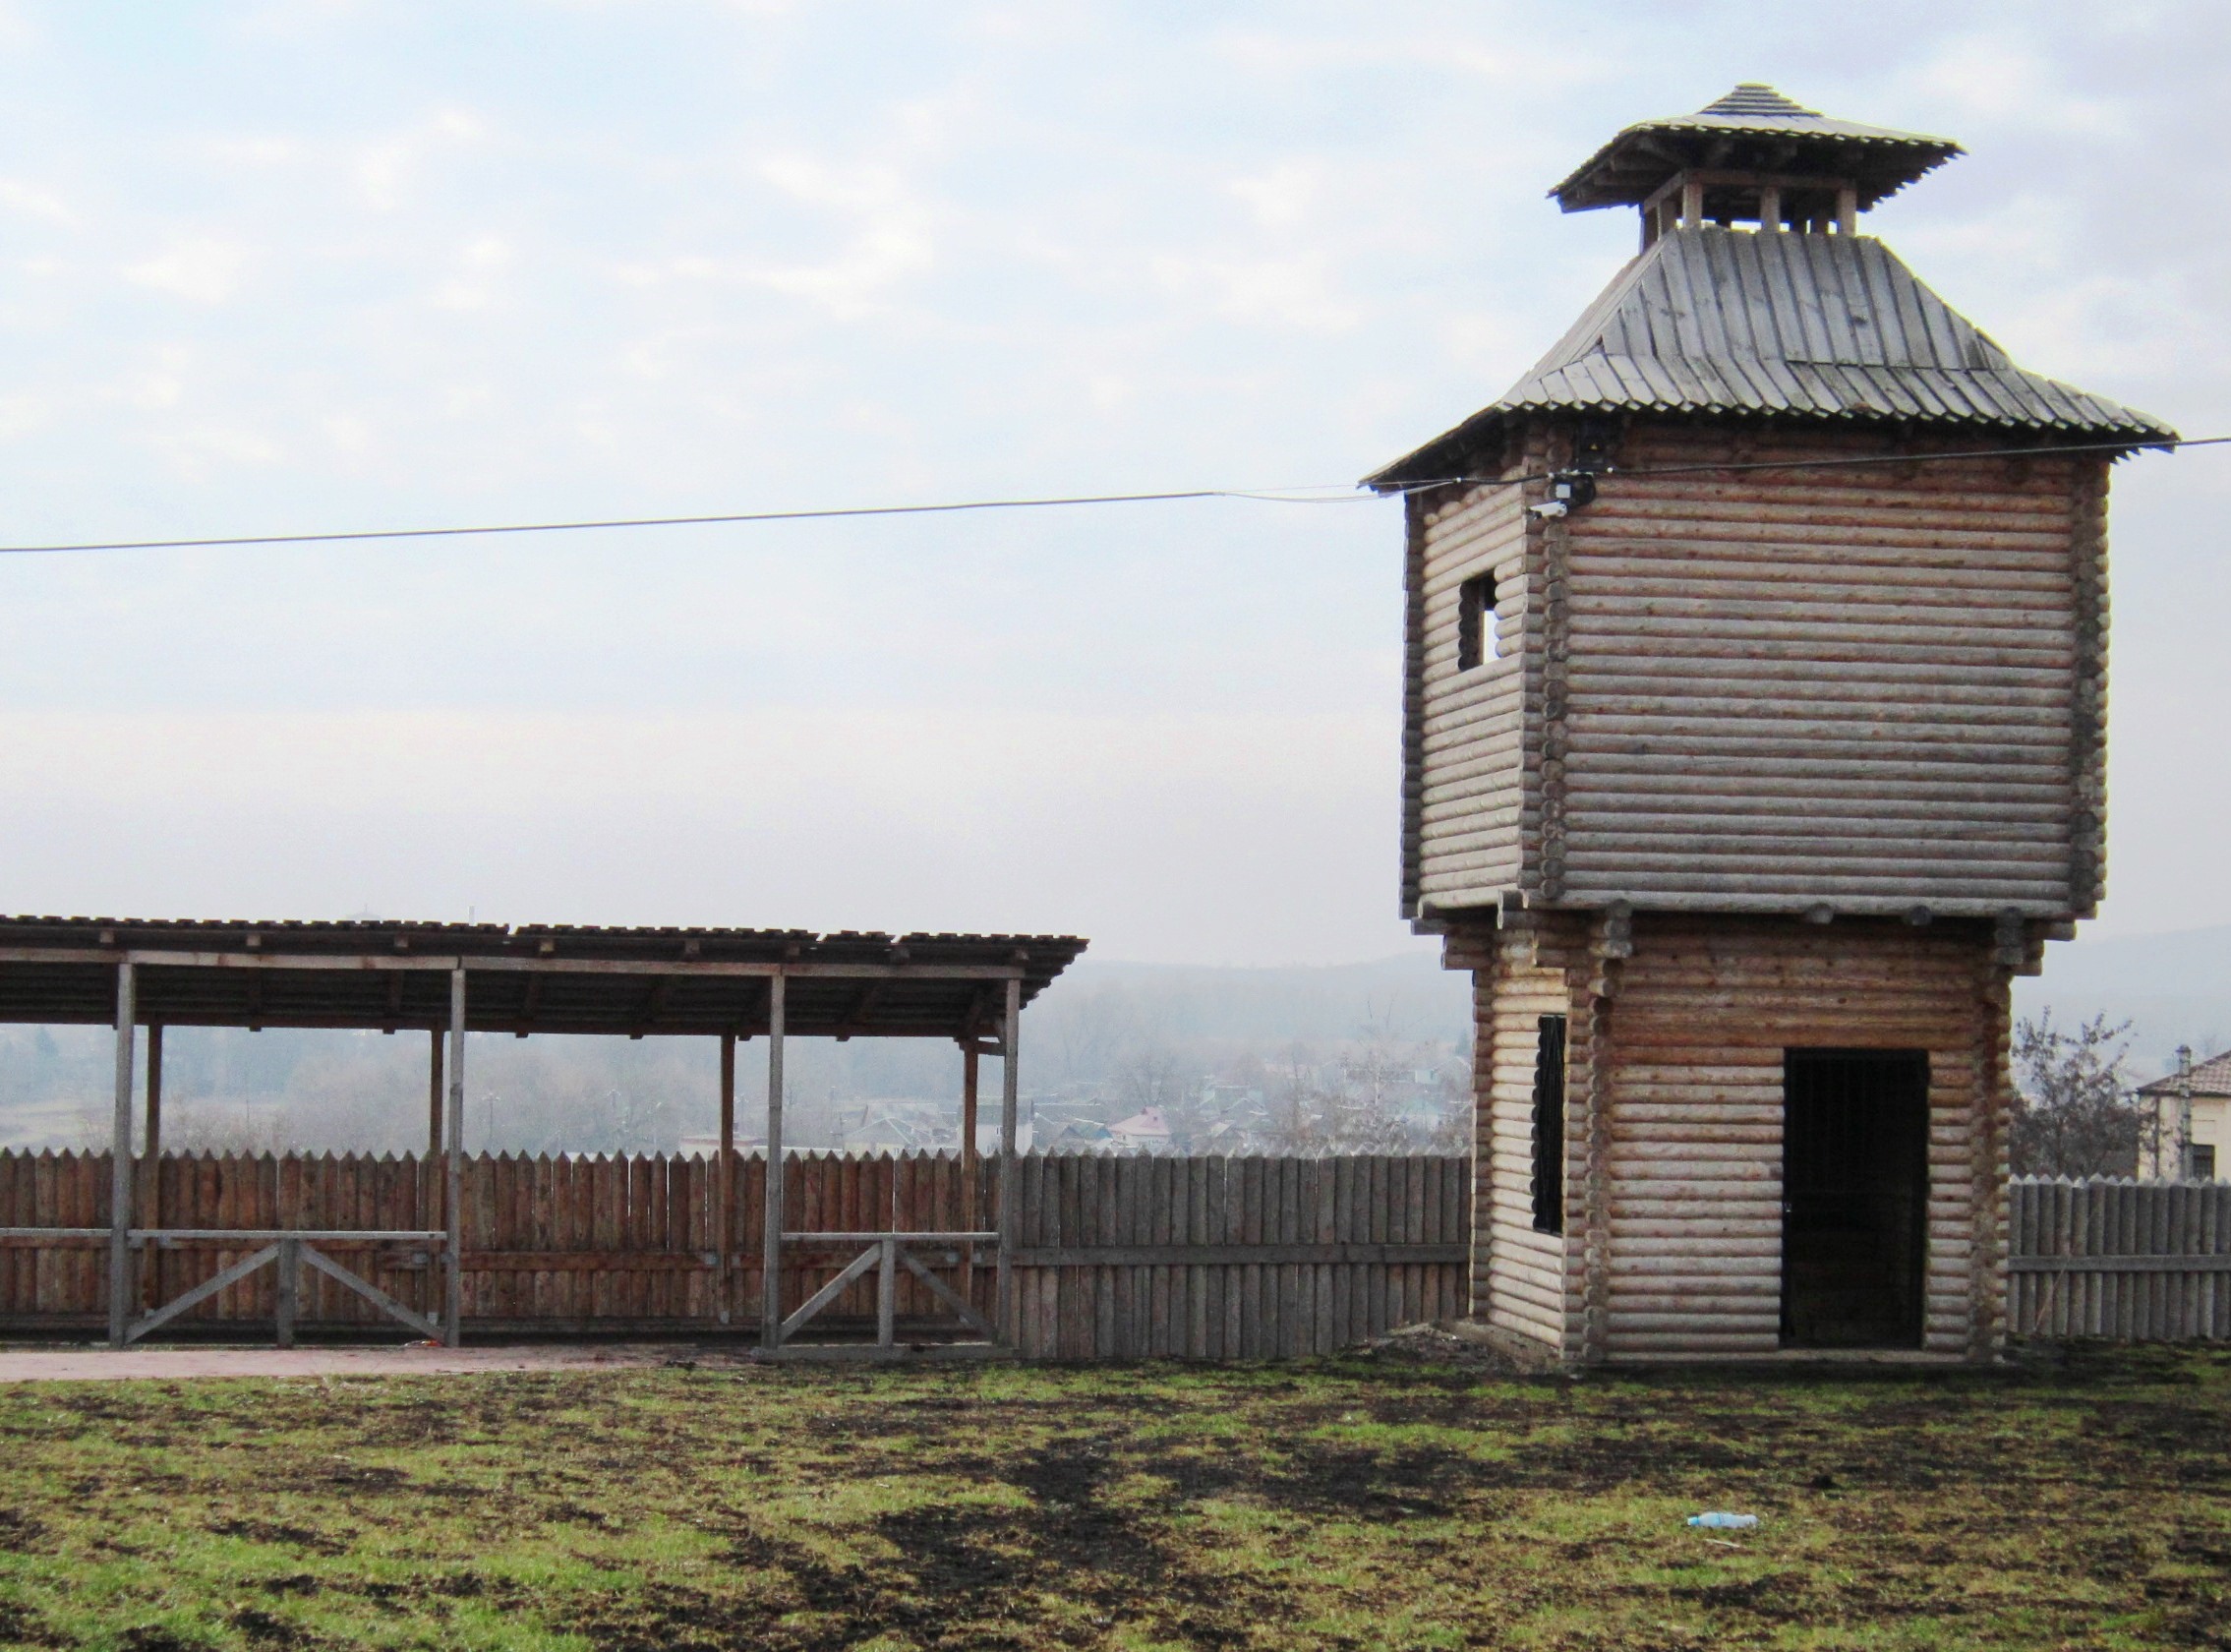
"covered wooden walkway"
0,916,1084,1354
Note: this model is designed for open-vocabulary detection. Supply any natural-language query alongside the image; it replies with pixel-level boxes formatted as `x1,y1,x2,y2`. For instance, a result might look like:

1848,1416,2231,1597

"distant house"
1107,1106,1172,1150
2137,1055,2229,1180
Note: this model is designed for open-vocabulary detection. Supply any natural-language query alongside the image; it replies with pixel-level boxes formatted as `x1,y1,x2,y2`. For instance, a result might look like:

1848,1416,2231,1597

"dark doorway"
1781,1049,1929,1348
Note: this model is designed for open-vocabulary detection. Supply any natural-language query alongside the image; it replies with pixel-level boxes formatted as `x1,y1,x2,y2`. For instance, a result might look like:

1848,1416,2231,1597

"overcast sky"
0,1,2223,965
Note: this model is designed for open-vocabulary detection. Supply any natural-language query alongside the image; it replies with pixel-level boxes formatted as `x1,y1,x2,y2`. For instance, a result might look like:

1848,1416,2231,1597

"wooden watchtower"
1367,86,2174,1363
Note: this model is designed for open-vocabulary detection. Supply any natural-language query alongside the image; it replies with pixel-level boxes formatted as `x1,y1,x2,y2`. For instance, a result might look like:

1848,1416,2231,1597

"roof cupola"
1554,84,1965,247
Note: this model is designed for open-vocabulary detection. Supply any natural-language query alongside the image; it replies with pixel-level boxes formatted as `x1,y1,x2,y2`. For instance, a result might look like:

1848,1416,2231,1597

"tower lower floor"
1446,911,2023,1363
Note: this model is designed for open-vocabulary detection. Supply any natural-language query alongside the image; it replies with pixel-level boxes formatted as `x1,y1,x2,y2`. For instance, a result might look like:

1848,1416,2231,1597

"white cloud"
153,425,282,472
0,394,43,441
0,177,74,225
743,154,937,316
1208,28,1555,85
1905,33,2128,136
204,136,303,167
1149,251,1361,332
1229,163,1321,231
433,234,513,311
125,237,253,304
355,109,489,210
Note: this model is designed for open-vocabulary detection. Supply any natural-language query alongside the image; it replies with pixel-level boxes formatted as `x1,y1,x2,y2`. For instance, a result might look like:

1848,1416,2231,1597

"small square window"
1456,572,1498,672
2193,1144,2218,1181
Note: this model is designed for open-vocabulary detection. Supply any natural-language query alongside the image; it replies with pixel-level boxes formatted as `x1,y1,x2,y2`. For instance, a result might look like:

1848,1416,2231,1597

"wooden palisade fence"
0,1150,1469,1358
2009,1178,2231,1341
6,1155,2222,1353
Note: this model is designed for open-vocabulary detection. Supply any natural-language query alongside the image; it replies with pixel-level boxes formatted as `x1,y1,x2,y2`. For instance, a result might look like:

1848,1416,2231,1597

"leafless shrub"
2011,1012,2153,1178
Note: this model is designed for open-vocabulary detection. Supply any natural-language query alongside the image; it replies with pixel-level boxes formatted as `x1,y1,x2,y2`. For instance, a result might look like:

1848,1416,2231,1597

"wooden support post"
877,1236,897,1349
107,964,137,1349
759,973,787,1349
141,1026,163,1311
1680,176,1703,228
1836,185,1858,235
444,969,466,1348
716,1032,735,1327
425,1026,443,1322
960,1041,980,1312
427,1028,444,1156
1758,185,1781,230
995,977,1020,1344
274,1235,300,1349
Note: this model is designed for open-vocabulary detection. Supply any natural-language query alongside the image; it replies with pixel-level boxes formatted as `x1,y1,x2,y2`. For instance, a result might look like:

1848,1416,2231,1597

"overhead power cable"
0,484,1422,557
0,435,2215,557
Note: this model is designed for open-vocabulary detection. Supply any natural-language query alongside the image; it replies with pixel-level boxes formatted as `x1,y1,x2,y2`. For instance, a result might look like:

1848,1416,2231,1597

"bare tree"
2010,1012,2153,1178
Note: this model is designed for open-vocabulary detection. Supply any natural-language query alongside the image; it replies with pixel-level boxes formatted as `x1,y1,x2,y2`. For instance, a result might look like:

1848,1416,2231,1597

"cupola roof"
1553,84,1963,212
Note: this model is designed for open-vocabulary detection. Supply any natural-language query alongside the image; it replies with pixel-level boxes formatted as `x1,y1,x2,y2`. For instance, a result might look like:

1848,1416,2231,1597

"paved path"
0,1343,737,1383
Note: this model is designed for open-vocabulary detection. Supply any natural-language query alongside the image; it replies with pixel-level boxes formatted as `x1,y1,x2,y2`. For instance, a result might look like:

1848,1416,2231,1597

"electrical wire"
0,436,2214,557
0,483,1455,557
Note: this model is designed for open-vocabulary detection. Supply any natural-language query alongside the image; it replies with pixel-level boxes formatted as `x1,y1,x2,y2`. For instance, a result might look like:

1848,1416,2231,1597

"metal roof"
1367,226,2175,487
0,916,1086,1039
1553,84,1963,211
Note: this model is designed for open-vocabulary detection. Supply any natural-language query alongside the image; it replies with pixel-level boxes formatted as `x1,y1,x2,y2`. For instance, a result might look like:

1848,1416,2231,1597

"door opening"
1781,1049,1929,1348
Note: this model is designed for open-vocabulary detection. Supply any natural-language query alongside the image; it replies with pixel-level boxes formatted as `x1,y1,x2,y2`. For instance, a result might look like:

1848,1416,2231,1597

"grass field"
0,1342,2225,1651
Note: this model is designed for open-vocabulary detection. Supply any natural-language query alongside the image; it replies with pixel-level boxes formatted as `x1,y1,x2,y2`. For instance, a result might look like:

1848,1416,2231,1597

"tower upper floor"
1368,88,2174,929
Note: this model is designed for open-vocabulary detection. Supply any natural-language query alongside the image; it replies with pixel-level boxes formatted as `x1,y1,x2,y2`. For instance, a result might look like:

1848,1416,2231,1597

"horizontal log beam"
2008,1255,2231,1273
0,949,1027,981
1008,1243,1468,1267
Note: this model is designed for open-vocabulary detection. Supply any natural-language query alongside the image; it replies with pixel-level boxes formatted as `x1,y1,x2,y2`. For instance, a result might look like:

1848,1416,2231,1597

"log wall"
1459,911,2013,1361
1467,939,1574,1353
1407,418,2107,920
0,1150,1467,1358
1561,425,2095,915
1412,432,1542,913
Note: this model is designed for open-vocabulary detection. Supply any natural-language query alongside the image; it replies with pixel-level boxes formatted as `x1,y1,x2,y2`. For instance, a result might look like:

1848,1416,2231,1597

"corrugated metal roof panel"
0,917,1088,1036
1367,226,2175,486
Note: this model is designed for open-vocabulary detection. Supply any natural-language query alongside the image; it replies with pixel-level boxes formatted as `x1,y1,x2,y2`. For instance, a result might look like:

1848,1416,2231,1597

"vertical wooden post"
961,1042,980,1313
427,1028,444,1156
141,1026,163,1311
717,1032,735,1327
1758,186,1781,231
107,963,137,1348
759,973,787,1349
877,1235,897,1349
1836,185,1858,236
424,1027,444,1322
1680,176,1703,228
274,1236,300,1349
444,969,466,1348
995,977,1021,1344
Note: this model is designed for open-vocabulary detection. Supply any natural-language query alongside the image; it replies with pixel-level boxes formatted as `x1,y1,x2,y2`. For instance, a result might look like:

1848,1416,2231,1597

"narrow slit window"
1531,1014,1567,1234
1456,572,1498,671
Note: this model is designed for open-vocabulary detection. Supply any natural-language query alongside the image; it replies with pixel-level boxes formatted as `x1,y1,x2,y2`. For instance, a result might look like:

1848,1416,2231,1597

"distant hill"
1045,948,1470,1047
2019,923,2231,1075
1059,923,2231,1081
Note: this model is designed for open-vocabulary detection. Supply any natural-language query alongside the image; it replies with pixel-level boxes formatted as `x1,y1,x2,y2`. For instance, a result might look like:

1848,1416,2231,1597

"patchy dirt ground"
0,1342,2223,1650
